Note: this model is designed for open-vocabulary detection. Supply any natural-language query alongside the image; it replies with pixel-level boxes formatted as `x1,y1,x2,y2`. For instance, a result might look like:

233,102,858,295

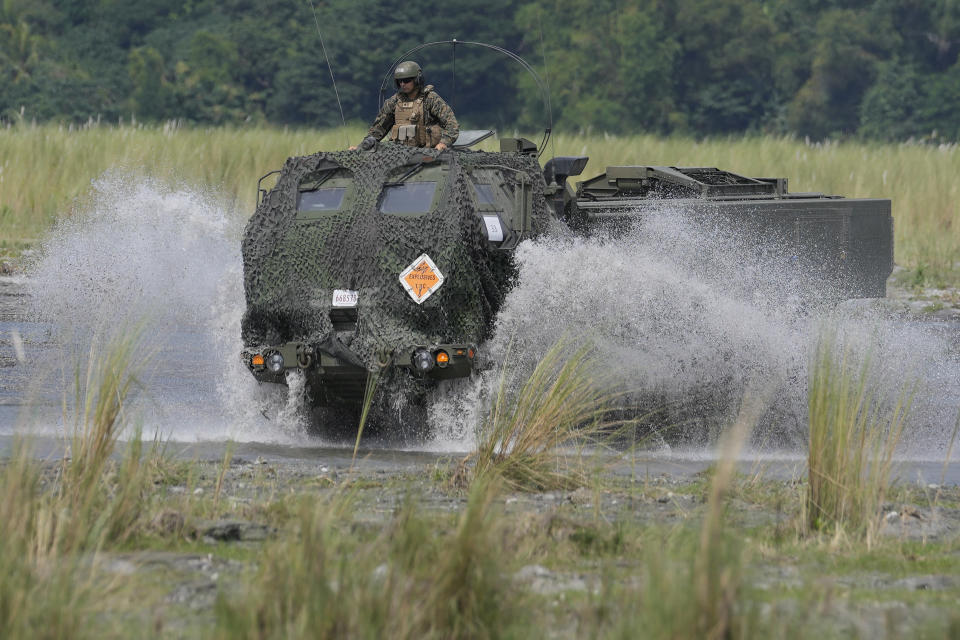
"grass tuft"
468,340,626,491
602,395,759,639
58,329,147,550
215,476,518,639
0,326,152,638
806,330,913,544
0,439,101,639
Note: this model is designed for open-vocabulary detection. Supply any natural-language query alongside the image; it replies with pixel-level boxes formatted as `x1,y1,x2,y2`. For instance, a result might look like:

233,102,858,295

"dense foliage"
2,0,959,141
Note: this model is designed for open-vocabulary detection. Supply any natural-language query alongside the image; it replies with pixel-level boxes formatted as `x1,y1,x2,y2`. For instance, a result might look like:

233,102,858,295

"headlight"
266,352,285,374
412,348,434,373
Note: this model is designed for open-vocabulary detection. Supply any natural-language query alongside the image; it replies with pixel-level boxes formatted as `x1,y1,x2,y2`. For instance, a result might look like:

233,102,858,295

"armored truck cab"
241,134,548,406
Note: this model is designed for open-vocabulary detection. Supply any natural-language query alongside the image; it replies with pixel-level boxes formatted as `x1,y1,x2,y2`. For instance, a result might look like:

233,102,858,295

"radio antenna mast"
308,0,348,148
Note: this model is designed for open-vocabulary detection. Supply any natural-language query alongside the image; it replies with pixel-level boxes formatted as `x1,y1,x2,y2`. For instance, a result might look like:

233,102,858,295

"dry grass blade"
693,392,760,640
351,368,381,465
214,441,235,511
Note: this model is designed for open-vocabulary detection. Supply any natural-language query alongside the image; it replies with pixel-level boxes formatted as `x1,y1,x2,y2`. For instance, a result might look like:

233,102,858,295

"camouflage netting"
241,143,550,373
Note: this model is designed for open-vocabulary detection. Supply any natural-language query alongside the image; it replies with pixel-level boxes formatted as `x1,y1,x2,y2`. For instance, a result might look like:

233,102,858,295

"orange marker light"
435,351,449,364
468,348,475,359
252,354,265,367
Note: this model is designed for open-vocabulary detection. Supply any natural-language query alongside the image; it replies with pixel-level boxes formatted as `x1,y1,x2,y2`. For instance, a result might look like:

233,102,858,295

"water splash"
471,206,960,458
23,172,300,443
18,172,960,460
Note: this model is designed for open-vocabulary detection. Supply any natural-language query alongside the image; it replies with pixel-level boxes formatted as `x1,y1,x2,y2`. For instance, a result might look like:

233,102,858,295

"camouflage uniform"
367,85,459,147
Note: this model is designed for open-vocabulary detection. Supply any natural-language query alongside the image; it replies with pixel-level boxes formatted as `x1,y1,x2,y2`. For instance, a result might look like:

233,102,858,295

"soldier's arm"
367,96,397,141
427,94,460,146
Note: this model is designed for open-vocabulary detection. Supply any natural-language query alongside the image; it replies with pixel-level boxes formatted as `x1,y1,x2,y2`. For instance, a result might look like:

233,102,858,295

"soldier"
351,61,459,151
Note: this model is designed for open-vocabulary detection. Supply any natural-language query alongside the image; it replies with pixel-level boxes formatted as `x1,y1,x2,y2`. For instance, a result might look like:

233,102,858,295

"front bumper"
242,341,476,385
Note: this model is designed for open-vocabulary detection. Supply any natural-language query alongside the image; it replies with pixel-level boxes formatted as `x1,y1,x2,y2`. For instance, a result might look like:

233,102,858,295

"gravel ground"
76,454,960,638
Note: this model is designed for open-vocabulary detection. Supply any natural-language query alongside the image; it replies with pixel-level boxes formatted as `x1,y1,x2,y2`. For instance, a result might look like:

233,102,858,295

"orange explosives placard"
399,253,445,304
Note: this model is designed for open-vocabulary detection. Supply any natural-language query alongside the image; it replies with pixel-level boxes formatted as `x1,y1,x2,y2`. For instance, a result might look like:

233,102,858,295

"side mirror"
543,156,589,186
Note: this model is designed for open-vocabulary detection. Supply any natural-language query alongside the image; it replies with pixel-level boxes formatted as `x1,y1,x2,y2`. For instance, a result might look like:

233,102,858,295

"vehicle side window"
474,184,498,206
299,187,346,213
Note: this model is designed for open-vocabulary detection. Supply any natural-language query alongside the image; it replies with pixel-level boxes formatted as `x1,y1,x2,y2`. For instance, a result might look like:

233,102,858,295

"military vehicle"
240,133,892,422
240,42,892,429
241,134,550,415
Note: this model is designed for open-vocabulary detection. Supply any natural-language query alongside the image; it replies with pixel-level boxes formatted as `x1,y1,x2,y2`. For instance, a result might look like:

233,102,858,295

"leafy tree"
174,31,245,123
672,0,778,133
515,0,678,134
5,0,960,142
0,20,43,83
858,59,923,141
879,0,960,71
128,46,170,120
786,8,888,138
917,60,960,140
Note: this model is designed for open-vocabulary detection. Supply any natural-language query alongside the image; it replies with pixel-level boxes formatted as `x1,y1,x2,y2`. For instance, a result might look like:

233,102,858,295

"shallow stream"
1,174,957,483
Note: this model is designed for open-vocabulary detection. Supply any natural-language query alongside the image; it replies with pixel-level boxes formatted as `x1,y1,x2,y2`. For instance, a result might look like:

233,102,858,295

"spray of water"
427,205,957,460
23,172,300,443
18,172,960,461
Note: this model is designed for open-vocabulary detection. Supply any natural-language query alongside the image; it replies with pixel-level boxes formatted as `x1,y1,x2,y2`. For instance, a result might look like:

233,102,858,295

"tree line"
2,0,959,142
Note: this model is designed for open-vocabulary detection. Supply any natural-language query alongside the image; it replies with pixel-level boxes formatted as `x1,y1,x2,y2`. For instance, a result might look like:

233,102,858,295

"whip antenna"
536,12,556,162
308,0,348,147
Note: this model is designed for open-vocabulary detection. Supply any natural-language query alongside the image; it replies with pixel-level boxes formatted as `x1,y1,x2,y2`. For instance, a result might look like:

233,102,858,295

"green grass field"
2,122,958,283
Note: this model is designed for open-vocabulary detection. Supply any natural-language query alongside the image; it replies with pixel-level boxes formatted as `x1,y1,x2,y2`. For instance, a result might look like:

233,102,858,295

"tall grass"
0,439,107,639
0,121,366,248
0,327,156,638
63,330,141,518
2,123,958,280
469,340,625,491
806,331,912,545
604,395,758,639
215,476,519,639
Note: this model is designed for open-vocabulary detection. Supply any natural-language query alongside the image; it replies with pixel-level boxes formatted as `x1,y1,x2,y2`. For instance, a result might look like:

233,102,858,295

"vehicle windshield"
298,187,347,213
379,182,438,215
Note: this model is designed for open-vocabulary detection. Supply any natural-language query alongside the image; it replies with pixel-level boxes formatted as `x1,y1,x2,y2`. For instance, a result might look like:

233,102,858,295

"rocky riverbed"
61,454,959,638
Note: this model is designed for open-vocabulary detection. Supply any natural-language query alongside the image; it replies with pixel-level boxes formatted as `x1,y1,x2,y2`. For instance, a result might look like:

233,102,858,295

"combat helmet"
394,60,423,91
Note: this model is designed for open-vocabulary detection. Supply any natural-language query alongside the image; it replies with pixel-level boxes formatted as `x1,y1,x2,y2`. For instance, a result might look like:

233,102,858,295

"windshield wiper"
384,162,425,187
300,168,337,191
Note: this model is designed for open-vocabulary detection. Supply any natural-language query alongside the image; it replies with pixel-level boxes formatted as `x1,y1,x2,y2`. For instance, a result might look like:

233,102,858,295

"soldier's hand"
348,145,358,150
435,142,448,151
358,136,377,151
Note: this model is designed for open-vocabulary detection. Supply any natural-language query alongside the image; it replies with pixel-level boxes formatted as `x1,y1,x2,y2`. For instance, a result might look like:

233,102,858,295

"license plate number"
332,289,359,307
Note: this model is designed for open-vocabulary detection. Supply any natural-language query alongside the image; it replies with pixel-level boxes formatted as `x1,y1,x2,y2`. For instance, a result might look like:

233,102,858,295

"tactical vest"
389,86,443,148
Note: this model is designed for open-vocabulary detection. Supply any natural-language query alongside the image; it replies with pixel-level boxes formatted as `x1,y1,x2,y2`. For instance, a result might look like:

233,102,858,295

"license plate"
332,289,359,307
